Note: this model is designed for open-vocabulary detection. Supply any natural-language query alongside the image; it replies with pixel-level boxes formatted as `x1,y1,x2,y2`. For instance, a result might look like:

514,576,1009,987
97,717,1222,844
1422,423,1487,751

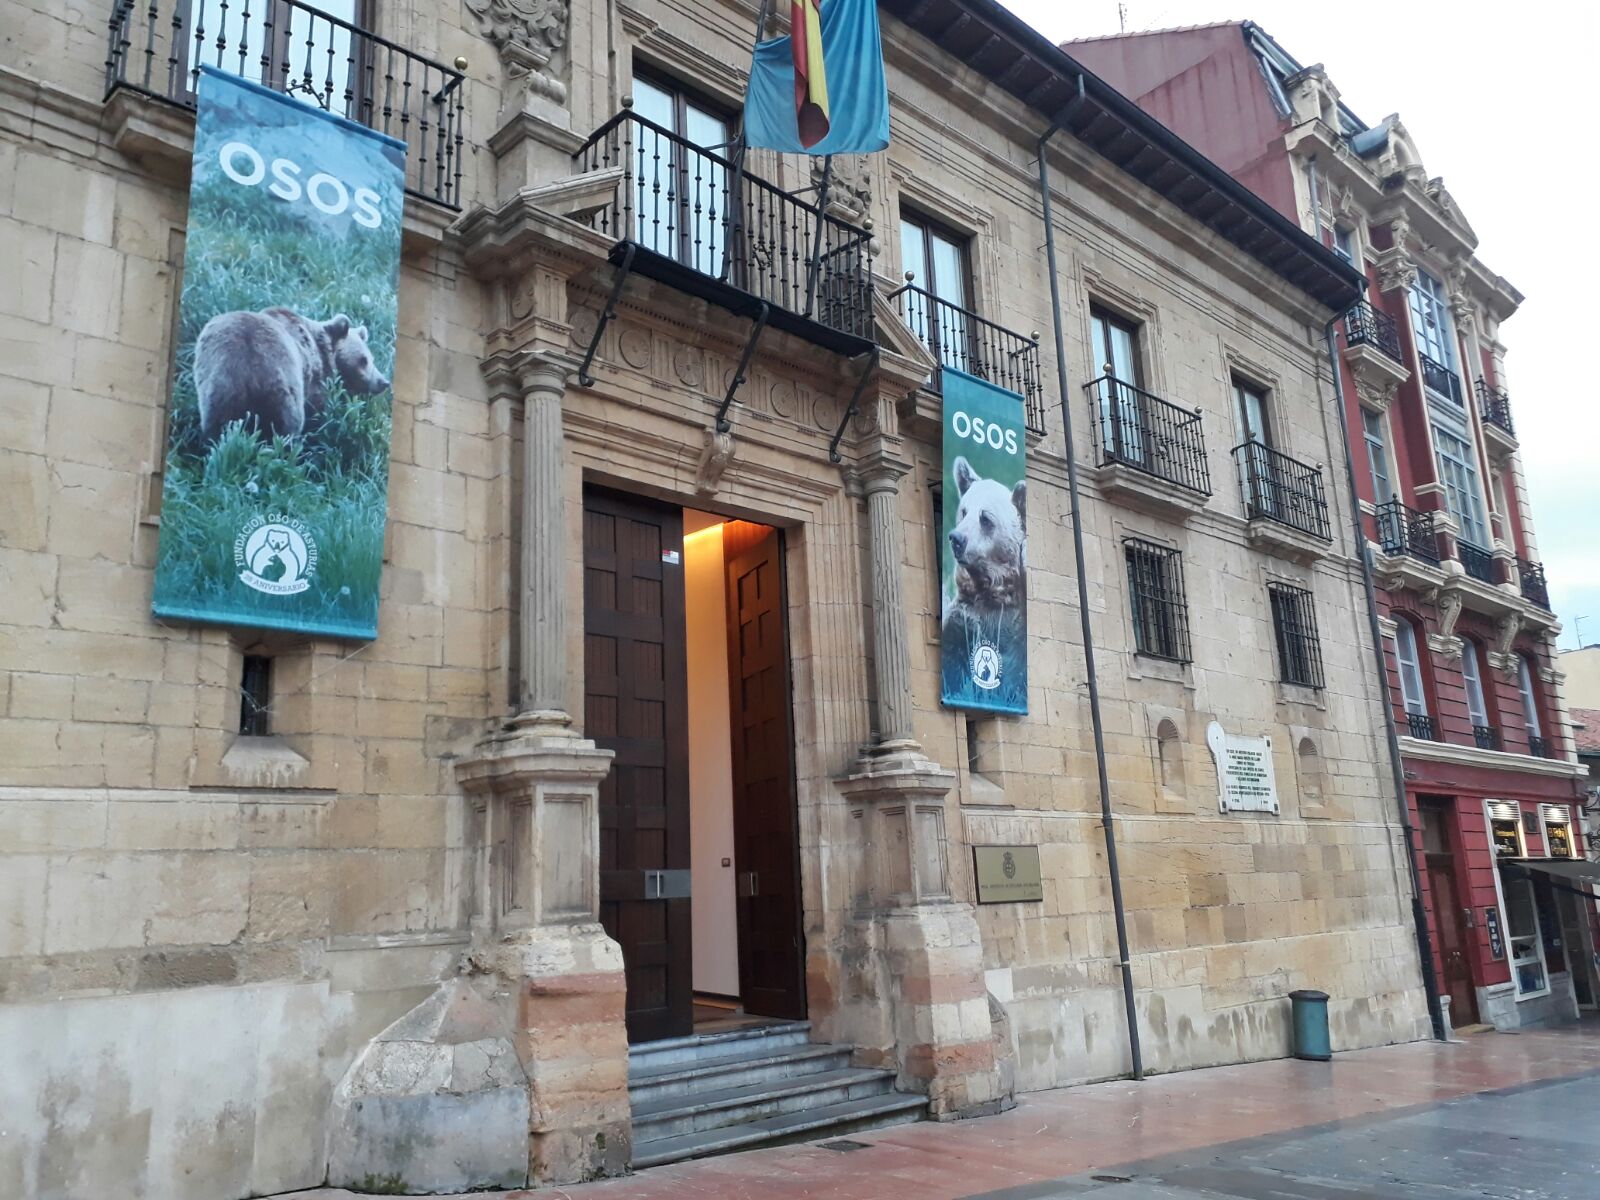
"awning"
1500,858,1600,899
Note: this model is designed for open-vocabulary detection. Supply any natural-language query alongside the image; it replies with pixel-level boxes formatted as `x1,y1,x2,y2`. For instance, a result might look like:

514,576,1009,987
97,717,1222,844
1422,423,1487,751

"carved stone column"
833,426,1008,1120
329,347,628,1192
860,451,917,749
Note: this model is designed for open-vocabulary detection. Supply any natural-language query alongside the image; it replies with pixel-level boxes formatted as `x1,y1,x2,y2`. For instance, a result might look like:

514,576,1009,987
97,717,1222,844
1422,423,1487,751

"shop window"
1541,805,1576,859
1488,800,1523,859
1503,875,1550,997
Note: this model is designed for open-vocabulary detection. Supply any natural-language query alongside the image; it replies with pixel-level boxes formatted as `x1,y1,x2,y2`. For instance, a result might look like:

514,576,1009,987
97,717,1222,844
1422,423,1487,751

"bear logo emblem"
236,516,317,596
970,642,1003,690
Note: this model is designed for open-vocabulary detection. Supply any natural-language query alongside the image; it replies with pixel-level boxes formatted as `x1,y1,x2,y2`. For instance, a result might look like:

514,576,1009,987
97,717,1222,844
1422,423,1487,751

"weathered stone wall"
0,0,1427,1195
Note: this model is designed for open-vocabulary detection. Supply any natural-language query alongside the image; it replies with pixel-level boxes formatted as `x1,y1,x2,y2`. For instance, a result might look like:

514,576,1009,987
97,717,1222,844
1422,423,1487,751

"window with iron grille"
1124,539,1191,663
239,654,272,737
1268,583,1324,689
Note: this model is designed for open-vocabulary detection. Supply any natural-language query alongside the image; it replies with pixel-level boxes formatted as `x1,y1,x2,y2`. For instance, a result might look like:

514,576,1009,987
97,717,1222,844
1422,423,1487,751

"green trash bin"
1289,989,1331,1061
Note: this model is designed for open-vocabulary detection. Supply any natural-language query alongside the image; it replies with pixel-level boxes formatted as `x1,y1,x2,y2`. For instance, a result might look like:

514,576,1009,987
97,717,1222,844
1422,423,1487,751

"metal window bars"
1473,724,1502,751
1086,375,1212,496
1234,442,1331,540
1418,352,1464,406
105,0,466,208
573,109,875,343
1475,379,1515,437
1124,538,1192,663
1343,301,1403,364
1268,582,1324,689
1517,558,1550,610
1457,541,1499,585
1527,733,1551,759
888,282,1045,435
1374,498,1439,564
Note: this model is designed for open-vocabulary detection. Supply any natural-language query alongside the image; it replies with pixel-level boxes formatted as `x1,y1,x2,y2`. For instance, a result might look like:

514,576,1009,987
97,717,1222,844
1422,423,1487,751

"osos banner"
152,66,404,640
940,369,1028,714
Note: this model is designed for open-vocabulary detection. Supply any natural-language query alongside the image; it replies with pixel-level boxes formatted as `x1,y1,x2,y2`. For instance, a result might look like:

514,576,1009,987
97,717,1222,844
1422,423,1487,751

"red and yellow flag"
791,0,831,148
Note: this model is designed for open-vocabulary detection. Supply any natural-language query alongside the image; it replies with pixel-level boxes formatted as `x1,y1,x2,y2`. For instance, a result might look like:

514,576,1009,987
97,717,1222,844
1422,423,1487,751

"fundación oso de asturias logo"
969,641,1003,691
236,514,317,596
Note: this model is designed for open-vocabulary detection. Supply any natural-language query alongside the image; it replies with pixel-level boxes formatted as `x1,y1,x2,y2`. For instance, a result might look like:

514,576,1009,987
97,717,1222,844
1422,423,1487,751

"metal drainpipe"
1307,158,1446,1041
1038,87,1145,1081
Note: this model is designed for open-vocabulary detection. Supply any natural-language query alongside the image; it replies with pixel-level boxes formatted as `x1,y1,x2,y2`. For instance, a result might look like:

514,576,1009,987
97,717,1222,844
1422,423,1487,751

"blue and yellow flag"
744,0,889,154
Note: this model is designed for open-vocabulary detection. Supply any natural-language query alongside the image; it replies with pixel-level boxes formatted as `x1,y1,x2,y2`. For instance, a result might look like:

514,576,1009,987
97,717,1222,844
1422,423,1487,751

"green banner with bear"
940,368,1028,714
151,66,404,640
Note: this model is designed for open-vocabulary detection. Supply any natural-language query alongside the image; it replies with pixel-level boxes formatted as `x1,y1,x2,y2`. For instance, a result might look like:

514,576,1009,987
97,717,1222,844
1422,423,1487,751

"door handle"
643,870,691,899
739,871,759,898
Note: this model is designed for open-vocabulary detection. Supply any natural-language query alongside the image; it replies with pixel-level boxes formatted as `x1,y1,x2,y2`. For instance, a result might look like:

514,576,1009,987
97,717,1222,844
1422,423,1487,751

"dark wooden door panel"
723,521,806,1020
585,488,692,1044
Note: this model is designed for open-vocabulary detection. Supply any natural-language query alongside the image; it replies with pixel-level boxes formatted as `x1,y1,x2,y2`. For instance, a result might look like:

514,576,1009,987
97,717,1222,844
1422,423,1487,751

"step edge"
628,1042,852,1086
630,1093,927,1167
630,1067,897,1124
628,1021,812,1058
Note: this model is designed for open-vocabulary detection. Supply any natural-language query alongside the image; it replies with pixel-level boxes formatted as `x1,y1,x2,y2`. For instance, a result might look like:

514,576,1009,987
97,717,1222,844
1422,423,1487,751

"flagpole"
803,153,833,318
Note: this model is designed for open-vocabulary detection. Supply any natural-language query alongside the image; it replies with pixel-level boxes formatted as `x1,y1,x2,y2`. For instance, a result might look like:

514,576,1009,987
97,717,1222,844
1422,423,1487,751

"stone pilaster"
835,435,1007,1119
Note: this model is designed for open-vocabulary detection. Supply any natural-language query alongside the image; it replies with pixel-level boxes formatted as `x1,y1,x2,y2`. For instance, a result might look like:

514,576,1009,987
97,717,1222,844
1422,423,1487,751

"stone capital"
481,348,581,405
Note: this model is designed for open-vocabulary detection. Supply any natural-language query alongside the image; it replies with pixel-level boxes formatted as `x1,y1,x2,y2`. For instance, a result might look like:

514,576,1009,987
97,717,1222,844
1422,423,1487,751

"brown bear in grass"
194,307,389,442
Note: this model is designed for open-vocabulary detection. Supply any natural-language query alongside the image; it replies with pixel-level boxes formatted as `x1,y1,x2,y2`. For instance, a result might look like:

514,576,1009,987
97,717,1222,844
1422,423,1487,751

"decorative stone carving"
466,0,570,103
813,154,873,223
1434,588,1464,641
1374,216,1416,294
693,425,735,496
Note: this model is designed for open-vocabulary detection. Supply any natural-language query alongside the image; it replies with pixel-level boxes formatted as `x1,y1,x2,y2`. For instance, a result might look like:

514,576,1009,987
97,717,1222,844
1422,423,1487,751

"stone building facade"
1,2,1428,1197
1070,20,1596,1034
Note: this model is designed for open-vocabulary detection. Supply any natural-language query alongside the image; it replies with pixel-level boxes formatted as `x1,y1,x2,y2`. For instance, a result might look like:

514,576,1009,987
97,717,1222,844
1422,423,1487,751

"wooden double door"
1419,801,1480,1027
583,489,805,1043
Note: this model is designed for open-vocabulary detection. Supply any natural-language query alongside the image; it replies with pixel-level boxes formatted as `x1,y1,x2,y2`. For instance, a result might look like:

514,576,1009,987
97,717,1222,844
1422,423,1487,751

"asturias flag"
744,0,889,155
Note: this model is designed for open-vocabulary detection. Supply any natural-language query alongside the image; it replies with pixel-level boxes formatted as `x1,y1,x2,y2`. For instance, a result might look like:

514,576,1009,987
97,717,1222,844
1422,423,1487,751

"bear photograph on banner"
151,66,404,640
940,368,1028,714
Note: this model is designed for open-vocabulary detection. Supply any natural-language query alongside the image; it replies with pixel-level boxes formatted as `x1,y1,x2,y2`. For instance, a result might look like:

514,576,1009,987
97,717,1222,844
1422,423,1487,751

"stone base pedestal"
837,750,1010,1119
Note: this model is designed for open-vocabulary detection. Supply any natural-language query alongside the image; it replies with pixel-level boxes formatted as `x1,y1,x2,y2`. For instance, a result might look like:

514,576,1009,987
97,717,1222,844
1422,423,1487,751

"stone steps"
628,1020,927,1168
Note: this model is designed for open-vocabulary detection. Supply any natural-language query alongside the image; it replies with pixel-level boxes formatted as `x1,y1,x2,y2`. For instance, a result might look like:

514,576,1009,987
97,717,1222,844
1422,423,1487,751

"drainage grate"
819,1139,872,1152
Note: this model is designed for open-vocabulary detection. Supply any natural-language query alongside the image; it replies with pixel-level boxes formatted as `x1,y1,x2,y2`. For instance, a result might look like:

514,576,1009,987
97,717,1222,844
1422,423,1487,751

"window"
1090,307,1146,465
1409,268,1457,373
1460,637,1490,726
1489,800,1523,858
1517,654,1545,753
900,213,971,372
1268,583,1324,688
1124,539,1191,662
188,1,367,102
1394,619,1429,724
630,72,733,272
240,654,272,737
1362,408,1393,501
1433,426,1490,548
1332,226,1356,264
1503,874,1549,997
1233,378,1272,447
1541,805,1576,859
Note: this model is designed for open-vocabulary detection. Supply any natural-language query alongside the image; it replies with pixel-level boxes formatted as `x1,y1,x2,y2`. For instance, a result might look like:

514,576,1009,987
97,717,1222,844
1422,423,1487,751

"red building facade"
1071,21,1596,1030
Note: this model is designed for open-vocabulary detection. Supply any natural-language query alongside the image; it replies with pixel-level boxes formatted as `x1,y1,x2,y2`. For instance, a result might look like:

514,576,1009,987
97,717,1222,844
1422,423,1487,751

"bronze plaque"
973,845,1043,904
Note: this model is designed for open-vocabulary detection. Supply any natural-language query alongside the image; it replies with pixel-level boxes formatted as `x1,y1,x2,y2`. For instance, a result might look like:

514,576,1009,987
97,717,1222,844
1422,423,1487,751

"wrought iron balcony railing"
1473,725,1502,752
1343,302,1403,364
105,0,466,208
1527,733,1551,759
1457,541,1499,585
1518,558,1551,610
575,110,874,344
1234,441,1331,540
890,283,1045,435
1407,713,1439,741
1418,352,1463,406
1086,376,1212,496
1374,498,1439,564
1475,380,1515,438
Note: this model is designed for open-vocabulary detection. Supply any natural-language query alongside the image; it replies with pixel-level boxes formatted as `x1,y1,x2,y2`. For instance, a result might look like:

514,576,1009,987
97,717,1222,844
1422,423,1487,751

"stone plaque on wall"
1206,722,1279,814
973,845,1043,904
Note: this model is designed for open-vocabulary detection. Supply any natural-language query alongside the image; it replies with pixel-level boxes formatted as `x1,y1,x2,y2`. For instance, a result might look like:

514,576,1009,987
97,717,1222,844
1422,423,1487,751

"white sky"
1002,0,1600,650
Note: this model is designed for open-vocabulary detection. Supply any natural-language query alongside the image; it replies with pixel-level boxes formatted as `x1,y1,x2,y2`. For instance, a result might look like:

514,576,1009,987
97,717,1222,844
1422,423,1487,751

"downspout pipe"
1038,82,1145,1081
1307,158,1446,1041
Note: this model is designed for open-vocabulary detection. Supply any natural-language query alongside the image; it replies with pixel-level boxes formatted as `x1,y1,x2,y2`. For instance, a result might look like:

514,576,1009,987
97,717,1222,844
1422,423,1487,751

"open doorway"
584,489,805,1044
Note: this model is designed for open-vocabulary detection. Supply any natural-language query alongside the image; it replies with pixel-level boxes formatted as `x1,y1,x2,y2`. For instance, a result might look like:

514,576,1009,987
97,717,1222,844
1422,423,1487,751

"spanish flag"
744,0,889,155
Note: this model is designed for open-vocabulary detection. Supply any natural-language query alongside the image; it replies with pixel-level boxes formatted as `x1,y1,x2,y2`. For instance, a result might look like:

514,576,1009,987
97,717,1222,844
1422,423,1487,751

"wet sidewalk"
289,1023,1600,1200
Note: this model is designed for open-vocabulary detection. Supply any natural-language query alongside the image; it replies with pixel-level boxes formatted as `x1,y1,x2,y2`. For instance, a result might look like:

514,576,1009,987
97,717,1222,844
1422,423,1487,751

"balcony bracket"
577,242,637,388
829,350,880,464
715,301,771,433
